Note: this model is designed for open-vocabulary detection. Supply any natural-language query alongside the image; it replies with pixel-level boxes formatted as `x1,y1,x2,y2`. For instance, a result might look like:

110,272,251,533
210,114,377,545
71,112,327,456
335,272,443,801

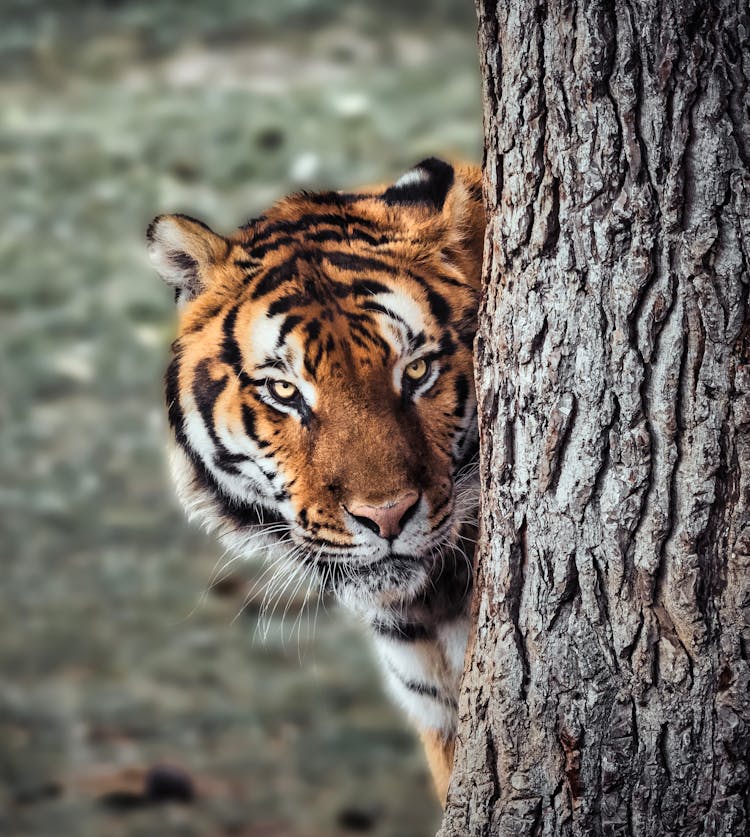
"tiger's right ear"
146,213,228,305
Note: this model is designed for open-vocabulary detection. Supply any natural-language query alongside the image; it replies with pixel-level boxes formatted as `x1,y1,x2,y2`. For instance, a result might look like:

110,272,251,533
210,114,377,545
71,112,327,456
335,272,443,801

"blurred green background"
0,2,481,834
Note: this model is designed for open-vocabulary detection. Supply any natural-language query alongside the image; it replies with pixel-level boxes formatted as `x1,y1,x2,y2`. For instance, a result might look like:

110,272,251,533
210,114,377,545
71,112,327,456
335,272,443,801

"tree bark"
441,1,750,835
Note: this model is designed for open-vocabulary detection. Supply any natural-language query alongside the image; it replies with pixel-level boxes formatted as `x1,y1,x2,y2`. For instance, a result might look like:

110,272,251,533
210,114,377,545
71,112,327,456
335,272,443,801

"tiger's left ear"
384,158,485,278
146,213,228,306
382,157,456,211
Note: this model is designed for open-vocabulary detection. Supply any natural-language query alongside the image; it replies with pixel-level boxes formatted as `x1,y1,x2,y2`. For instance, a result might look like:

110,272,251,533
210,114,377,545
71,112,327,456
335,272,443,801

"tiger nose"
346,491,420,541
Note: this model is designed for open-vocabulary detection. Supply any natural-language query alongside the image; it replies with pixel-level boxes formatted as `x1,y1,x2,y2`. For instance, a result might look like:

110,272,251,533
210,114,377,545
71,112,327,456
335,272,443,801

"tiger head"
148,158,485,612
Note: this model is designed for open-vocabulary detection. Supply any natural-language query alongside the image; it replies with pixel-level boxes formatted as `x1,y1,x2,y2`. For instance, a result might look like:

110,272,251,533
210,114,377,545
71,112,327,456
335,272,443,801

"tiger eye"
269,379,298,401
404,358,430,382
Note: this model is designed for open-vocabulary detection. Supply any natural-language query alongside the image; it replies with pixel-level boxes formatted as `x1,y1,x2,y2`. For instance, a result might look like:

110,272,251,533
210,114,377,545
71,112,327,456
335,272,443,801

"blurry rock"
69,764,147,799
13,781,62,805
209,572,245,598
336,805,381,832
144,763,195,803
170,159,200,182
99,790,149,811
68,762,195,807
256,127,285,151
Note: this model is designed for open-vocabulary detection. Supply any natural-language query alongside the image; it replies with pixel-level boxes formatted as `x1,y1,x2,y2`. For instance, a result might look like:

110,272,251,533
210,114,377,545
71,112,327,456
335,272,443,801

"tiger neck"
372,551,473,636
366,552,473,738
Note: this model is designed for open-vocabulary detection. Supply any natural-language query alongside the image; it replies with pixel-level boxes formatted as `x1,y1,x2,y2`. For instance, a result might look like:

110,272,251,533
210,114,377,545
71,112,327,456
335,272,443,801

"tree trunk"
441,1,750,835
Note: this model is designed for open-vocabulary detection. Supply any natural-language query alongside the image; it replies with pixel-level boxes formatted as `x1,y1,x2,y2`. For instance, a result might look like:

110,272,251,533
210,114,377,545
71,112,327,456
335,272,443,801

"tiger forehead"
235,190,453,297
240,190,418,257
242,273,436,376
230,216,451,354
174,181,479,382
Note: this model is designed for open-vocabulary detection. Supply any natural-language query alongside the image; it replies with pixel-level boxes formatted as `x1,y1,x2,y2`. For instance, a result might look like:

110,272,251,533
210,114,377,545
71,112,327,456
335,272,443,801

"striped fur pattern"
148,158,485,798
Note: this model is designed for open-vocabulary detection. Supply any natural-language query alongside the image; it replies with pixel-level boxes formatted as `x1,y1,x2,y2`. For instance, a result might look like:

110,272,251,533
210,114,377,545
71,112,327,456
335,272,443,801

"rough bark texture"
441,1,750,835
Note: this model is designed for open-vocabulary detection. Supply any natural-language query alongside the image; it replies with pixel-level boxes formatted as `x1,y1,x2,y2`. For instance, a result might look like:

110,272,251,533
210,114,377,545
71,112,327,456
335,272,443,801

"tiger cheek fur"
148,158,486,806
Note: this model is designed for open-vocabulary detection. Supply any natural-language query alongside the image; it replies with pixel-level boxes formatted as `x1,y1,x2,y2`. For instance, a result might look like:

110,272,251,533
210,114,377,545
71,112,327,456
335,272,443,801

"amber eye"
268,379,298,402
404,357,431,383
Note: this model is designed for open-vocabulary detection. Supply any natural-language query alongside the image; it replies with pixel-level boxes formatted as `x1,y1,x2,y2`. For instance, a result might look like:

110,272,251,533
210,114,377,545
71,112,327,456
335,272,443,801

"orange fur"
149,160,485,803
420,728,456,807
163,164,484,550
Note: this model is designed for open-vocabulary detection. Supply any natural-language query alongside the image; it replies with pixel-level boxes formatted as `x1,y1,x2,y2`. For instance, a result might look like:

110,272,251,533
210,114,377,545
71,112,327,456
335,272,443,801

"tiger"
147,157,486,805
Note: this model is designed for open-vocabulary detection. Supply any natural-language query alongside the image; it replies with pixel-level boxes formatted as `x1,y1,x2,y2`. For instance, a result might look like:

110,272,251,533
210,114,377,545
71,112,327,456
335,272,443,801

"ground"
0,2,481,834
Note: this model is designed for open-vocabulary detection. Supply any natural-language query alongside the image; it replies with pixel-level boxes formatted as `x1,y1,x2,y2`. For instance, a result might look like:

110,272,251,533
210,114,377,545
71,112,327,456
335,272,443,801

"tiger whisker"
280,559,315,648
241,543,304,632
261,551,309,639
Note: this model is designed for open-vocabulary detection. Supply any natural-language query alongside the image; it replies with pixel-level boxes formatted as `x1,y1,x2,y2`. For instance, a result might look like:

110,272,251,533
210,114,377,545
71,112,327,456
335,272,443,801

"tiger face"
148,159,485,611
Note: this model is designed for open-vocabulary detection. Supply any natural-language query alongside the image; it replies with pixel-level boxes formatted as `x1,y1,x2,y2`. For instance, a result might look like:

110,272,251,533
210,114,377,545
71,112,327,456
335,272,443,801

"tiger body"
148,159,485,803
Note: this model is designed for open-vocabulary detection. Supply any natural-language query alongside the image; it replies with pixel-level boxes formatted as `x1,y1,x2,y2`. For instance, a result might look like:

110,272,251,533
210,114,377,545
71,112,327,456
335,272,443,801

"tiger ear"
382,158,455,211
146,213,227,305
383,158,485,279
